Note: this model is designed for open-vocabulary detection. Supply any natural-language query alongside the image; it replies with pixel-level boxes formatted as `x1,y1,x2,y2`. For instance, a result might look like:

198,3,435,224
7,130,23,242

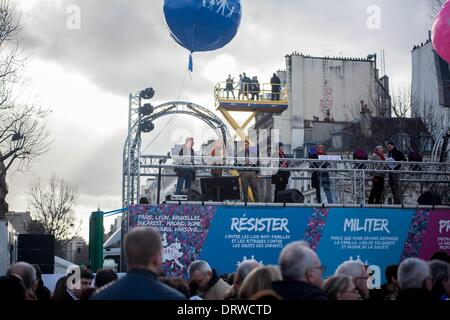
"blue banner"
199,207,311,274
128,205,450,281
315,208,414,283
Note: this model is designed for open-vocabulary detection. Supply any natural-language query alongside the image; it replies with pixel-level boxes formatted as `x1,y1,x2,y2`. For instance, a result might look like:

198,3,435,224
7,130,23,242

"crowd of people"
2,227,449,301
175,137,419,205
222,73,283,101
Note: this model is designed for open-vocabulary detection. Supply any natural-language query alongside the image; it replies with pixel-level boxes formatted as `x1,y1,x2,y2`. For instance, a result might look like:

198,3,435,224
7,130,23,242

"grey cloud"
21,0,429,100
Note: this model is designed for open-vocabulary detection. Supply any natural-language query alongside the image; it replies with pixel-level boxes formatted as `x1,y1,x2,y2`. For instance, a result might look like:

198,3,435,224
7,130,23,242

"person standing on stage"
272,143,290,202
368,145,386,204
175,138,196,195
239,140,260,202
386,141,406,204
310,144,333,204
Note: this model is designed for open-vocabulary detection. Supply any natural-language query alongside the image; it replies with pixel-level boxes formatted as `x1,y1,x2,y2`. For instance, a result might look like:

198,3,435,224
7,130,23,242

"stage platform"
127,203,450,283
217,99,288,113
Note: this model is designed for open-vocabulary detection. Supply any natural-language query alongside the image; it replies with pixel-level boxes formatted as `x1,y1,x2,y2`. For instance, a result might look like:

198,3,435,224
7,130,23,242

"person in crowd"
431,251,450,264
370,264,399,300
225,259,261,300
59,267,94,300
91,227,185,300
238,140,260,202
7,262,37,300
175,138,196,195
250,76,260,101
94,268,118,289
139,197,149,204
79,287,97,300
386,141,407,204
335,260,369,300
210,139,224,177
0,275,26,300
272,142,290,202
160,278,191,299
310,144,333,204
272,241,328,300
239,266,282,300
270,73,281,101
188,260,231,300
368,145,386,204
429,260,450,300
396,257,435,301
237,74,244,100
32,264,51,300
52,276,69,300
226,273,235,286
322,275,359,300
242,73,251,100
225,74,235,99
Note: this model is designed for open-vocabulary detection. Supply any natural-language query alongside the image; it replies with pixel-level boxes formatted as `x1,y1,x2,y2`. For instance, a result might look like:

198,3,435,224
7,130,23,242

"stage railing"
138,154,449,205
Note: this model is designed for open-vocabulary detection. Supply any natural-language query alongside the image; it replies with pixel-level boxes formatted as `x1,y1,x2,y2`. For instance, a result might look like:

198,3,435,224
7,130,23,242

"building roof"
6,211,32,234
285,52,374,63
412,39,432,52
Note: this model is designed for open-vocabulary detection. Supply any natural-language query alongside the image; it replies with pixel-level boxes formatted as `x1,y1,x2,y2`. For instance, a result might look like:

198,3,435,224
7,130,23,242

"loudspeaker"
418,192,443,206
17,234,55,274
275,189,305,203
201,177,240,202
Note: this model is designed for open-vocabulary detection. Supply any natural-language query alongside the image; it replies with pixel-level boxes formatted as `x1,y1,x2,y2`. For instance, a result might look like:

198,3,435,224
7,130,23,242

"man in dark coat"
175,138,196,195
396,258,436,301
270,73,281,101
91,228,185,300
272,241,329,300
272,143,290,202
386,141,407,204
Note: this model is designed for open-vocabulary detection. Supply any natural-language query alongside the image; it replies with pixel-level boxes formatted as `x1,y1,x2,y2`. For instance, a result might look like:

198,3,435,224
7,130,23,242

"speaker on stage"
275,189,305,203
201,177,240,202
418,191,442,206
17,234,55,274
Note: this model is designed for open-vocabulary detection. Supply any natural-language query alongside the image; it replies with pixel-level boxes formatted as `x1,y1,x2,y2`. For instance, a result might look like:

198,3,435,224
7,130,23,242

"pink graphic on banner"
304,208,329,251
128,204,216,277
418,210,450,261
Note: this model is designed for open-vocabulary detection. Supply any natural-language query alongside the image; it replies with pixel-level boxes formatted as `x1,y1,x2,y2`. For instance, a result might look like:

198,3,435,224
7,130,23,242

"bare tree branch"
427,0,446,20
28,175,80,255
0,1,52,217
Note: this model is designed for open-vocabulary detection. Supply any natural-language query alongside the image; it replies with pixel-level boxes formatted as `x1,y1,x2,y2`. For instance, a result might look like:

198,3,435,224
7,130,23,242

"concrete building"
412,35,450,140
64,236,87,263
255,52,391,156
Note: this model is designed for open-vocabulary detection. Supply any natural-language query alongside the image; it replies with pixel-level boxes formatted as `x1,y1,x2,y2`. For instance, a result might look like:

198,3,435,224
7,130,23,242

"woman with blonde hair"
238,266,282,300
322,275,359,300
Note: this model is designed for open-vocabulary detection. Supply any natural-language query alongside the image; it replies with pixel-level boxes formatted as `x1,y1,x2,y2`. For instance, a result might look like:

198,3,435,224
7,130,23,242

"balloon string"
178,69,188,101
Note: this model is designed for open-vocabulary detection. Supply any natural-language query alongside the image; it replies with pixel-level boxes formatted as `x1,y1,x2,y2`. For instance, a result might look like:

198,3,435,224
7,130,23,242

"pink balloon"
432,0,450,63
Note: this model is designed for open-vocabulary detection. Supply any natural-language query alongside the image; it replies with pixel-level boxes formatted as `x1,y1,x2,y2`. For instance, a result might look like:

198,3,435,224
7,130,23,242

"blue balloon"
164,0,242,71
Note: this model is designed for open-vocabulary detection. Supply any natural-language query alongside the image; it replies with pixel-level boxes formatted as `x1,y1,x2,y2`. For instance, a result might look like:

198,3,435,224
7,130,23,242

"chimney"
360,102,372,136
428,30,432,42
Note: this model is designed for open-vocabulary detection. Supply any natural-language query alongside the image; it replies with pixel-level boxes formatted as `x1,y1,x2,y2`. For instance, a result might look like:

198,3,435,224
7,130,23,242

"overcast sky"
7,0,432,240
